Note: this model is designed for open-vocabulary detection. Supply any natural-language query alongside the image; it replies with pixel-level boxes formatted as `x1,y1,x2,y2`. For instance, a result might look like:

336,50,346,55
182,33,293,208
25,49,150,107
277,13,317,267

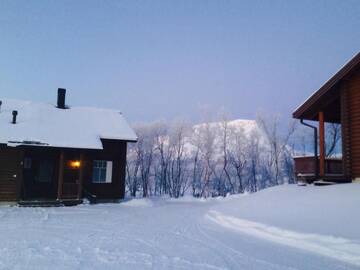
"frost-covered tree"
257,114,296,186
126,113,297,198
228,125,247,193
167,120,191,198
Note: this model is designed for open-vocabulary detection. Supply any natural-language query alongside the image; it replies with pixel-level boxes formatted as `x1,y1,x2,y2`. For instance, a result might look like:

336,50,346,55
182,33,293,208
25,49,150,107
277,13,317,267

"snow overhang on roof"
0,99,137,149
293,52,360,122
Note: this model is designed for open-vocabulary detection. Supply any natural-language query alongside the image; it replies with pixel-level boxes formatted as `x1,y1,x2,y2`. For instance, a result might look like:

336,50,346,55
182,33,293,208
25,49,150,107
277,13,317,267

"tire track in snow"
206,210,360,267
196,219,299,270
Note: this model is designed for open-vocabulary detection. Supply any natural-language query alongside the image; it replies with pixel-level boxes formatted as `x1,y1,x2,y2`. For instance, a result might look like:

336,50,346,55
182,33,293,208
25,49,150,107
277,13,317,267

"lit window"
92,160,112,183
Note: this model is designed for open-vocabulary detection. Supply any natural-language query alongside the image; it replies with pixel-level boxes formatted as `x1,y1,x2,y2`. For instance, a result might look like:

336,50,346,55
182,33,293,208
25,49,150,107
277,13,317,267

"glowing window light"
68,160,81,169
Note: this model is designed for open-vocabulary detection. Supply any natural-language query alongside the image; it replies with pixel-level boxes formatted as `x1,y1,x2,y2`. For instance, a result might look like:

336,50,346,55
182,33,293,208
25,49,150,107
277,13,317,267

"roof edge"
293,52,360,119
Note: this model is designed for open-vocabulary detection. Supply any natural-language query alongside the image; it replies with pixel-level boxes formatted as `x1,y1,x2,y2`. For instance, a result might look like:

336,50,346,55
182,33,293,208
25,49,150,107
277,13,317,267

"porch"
293,52,360,183
20,148,86,205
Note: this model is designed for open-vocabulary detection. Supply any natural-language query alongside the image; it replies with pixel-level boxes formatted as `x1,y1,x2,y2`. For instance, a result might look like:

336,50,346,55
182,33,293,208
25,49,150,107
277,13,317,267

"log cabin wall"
343,68,360,180
0,146,23,201
341,81,352,179
82,139,127,200
21,141,127,201
0,139,128,202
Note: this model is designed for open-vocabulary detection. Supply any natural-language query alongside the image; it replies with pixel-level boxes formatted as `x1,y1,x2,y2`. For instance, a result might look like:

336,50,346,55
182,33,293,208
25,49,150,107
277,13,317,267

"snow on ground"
0,184,359,270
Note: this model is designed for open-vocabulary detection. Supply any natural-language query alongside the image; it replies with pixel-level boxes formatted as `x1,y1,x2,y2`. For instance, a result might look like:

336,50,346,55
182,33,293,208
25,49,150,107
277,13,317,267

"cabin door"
0,148,22,201
62,167,81,199
22,157,57,200
60,153,84,200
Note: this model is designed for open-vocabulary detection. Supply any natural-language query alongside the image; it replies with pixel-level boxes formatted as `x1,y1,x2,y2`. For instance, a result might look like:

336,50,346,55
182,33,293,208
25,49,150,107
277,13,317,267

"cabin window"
92,160,112,183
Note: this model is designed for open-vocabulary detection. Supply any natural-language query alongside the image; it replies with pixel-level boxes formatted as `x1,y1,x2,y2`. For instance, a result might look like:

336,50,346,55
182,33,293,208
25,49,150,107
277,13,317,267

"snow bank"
121,198,154,207
206,183,360,267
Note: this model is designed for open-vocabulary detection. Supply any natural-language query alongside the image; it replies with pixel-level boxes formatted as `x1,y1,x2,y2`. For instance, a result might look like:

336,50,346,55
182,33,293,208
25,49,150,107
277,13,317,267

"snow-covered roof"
0,99,137,149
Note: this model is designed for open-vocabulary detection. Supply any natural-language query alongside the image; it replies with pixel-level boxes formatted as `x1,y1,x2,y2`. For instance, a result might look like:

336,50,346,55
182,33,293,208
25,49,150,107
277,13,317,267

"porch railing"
294,156,343,181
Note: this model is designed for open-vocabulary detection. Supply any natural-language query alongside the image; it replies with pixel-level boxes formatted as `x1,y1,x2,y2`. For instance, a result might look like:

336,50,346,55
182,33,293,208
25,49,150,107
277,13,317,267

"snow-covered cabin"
0,89,137,205
293,52,360,184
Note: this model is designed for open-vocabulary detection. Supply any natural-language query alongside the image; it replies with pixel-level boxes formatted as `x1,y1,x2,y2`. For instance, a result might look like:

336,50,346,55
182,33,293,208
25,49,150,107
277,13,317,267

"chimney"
57,88,66,109
12,110,18,124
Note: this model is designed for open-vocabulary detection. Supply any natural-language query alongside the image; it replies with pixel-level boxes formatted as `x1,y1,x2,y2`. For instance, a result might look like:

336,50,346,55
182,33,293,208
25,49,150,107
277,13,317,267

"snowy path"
0,185,359,269
206,210,360,266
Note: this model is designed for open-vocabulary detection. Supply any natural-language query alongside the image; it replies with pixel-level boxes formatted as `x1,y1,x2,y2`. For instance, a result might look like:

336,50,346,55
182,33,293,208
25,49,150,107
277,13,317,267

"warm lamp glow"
68,160,81,169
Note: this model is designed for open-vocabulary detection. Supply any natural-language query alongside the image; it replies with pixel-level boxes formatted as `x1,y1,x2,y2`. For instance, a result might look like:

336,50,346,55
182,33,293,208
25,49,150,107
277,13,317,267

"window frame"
92,160,113,184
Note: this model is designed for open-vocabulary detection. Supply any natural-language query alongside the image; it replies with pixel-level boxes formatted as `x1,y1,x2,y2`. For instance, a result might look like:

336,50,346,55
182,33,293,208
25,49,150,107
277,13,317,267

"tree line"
126,114,303,198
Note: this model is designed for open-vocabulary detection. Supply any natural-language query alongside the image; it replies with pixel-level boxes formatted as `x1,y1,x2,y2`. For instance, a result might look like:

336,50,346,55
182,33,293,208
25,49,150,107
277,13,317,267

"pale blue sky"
1,0,359,123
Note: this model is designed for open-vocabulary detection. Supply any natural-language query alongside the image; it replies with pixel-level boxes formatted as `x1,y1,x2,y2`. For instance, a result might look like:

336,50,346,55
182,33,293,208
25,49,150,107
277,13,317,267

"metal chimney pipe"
57,88,66,109
12,110,18,124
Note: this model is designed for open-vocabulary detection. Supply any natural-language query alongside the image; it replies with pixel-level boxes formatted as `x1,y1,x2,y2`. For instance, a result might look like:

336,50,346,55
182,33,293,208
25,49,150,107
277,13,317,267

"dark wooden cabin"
293,52,360,183
0,89,137,205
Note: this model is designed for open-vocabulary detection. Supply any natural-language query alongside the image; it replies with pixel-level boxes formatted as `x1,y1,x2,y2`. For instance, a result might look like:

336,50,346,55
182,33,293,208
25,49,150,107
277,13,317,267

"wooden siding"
346,69,360,178
0,139,128,202
82,140,127,200
0,148,23,201
341,81,352,179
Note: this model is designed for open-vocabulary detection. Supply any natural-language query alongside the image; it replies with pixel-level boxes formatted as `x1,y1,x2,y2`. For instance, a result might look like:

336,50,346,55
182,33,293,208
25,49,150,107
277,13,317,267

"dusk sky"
1,0,359,124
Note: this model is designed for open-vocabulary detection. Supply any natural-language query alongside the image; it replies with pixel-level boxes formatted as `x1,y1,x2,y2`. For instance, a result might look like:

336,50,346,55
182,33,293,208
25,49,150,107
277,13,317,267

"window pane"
100,168,106,182
92,167,99,183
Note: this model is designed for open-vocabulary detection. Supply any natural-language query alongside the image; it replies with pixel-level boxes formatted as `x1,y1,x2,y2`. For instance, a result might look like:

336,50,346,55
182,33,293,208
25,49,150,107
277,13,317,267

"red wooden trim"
319,112,325,177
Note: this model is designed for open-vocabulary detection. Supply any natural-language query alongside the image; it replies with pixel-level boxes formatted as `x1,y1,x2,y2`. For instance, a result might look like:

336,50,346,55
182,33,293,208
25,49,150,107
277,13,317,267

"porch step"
313,180,336,186
18,200,63,207
18,199,83,207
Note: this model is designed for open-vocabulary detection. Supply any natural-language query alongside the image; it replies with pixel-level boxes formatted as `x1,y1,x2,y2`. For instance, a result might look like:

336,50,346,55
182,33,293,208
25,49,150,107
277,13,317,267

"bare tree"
246,129,261,192
257,114,296,186
326,123,341,157
126,143,141,197
152,121,172,195
219,113,235,195
190,126,205,197
228,126,247,193
133,124,157,197
167,120,191,198
196,121,217,198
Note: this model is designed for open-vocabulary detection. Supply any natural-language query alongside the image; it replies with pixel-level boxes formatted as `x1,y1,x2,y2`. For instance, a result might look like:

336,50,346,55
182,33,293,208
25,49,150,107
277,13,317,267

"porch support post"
319,111,326,177
57,151,65,200
78,153,84,200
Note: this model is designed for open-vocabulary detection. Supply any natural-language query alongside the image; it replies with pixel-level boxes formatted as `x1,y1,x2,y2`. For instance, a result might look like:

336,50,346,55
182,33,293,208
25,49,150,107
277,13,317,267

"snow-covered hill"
187,118,268,155
0,183,359,269
193,119,260,136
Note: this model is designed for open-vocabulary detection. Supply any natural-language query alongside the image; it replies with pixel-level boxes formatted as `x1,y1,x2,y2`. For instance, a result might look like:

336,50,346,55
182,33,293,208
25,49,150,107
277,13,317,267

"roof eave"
293,52,360,120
